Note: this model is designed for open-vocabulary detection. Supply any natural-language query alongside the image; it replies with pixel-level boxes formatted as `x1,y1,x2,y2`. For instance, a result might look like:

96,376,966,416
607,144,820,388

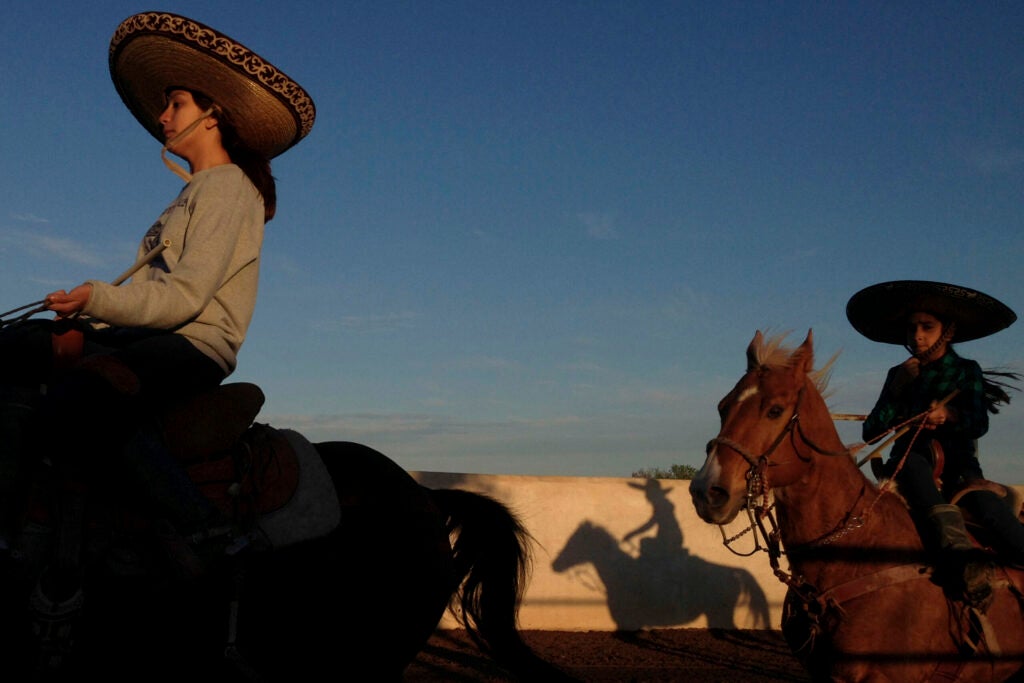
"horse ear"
791,329,815,373
747,330,764,371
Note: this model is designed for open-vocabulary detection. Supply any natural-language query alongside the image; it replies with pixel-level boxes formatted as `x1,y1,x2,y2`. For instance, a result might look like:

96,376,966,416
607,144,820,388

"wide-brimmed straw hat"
846,280,1017,345
109,12,315,159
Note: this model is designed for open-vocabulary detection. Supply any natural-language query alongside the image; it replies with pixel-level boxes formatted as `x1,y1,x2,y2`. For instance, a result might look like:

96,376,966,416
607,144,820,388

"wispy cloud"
311,311,421,332
578,212,619,240
0,228,105,267
450,355,520,371
964,146,1024,174
266,410,602,449
271,412,510,446
11,214,49,224
266,252,305,276
261,408,706,476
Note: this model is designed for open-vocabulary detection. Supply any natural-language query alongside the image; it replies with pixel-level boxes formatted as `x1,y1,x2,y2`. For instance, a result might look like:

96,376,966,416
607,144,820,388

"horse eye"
705,440,714,455
767,405,784,419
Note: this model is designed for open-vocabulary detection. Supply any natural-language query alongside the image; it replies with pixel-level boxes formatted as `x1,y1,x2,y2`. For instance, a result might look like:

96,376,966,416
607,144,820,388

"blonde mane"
751,331,839,396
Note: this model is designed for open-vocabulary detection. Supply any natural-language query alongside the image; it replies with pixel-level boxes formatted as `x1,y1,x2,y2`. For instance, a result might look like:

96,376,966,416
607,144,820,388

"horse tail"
429,488,575,681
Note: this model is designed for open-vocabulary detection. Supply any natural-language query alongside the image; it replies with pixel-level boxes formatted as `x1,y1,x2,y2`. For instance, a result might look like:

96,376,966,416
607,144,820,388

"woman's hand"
923,402,956,430
889,357,920,395
45,284,93,318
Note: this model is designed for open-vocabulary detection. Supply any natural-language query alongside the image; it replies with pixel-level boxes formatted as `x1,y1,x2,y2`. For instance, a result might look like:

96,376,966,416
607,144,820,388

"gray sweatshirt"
84,164,265,375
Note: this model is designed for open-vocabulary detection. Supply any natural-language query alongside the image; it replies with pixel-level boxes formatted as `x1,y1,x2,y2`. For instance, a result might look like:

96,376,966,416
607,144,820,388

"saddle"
160,382,293,516
927,441,1024,526
23,382,340,561
156,382,341,551
875,440,1024,526
42,328,342,555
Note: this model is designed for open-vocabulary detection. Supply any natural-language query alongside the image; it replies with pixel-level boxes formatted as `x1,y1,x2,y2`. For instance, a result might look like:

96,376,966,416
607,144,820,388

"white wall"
412,472,1024,632
412,472,784,631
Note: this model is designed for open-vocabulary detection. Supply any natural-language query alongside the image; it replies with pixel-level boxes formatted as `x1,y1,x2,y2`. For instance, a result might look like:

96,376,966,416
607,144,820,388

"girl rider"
848,280,1023,607
0,12,315,576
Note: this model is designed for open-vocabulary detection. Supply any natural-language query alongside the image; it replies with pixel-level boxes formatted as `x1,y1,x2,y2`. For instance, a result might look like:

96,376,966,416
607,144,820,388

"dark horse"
689,331,1024,682
551,519,770,630
0,386,570,681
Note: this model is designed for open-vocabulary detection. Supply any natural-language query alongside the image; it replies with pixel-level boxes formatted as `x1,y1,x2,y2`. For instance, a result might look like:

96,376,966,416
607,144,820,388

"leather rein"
706,368,993,676
707,385,903,603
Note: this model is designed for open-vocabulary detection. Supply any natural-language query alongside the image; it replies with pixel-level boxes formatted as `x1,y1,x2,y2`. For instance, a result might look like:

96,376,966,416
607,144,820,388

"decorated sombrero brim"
109,12,315,159
847,280,1016,344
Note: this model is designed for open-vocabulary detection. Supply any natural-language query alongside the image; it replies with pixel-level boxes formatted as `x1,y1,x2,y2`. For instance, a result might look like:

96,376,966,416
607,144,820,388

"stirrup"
29,577,84,671
155,519,208,579
961,559,994,612
156,519,251,579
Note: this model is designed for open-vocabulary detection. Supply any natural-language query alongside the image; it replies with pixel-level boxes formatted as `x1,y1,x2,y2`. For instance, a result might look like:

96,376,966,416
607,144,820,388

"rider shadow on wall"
552,478,770,631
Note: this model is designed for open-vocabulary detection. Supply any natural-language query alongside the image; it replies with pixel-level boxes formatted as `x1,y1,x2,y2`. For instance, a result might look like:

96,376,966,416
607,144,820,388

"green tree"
630,463,699,480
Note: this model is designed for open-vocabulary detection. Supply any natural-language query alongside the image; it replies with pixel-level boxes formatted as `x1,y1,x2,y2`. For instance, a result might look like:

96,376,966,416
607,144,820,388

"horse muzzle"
689,472,744,525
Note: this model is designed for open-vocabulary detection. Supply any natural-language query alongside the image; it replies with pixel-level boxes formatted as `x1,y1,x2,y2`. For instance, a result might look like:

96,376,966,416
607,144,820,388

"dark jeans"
889,447,1024,563
0,319,223,401
958,490,1024,564
0,319,224,526
888,450,945,509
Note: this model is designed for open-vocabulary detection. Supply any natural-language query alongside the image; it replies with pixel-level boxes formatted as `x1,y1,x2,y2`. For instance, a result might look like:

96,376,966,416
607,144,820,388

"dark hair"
189,90,277,222
983,370,1022,414
905,309,1022,414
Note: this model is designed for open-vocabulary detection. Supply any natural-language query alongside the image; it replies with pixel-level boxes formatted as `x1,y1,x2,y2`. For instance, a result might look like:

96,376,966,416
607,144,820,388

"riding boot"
958,490,1024,567
926,504,993,608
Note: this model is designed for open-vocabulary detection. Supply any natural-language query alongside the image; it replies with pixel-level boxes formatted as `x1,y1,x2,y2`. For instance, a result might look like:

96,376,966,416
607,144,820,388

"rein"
711,387,852,468
0,239,172,331
708,377,957,658
710,385,890,596
0,300,48,329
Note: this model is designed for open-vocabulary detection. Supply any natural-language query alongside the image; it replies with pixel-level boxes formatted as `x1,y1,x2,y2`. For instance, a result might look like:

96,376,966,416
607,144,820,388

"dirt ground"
405,629,811,682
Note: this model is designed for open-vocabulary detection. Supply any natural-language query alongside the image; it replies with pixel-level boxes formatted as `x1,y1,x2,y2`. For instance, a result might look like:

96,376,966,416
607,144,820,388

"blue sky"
2,2,1022,481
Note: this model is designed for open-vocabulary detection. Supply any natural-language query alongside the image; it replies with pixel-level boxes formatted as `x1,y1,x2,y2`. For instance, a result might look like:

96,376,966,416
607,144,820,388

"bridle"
707,376,915,636
708,385,849,486
710,411,800,471
707,382,871,575
703,356,981,664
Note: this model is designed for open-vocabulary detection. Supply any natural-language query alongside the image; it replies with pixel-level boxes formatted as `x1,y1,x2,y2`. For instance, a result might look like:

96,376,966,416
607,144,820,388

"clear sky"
2,2,1022,481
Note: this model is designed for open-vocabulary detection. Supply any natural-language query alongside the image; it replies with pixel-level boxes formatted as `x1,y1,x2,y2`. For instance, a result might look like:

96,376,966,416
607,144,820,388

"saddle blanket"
254,428,341,549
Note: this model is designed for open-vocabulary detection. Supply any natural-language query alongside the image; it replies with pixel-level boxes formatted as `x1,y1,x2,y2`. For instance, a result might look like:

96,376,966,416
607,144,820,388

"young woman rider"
0,12,315,575
848,280,1023,607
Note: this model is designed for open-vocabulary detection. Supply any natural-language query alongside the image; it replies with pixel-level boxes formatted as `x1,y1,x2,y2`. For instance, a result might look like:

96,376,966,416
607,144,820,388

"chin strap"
907,321,957,363
160,108,215,183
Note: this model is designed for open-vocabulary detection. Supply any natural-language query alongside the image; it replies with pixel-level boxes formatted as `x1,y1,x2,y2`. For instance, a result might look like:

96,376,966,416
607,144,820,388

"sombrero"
846,280,1017,345
109,12,315,159
628,479,673,495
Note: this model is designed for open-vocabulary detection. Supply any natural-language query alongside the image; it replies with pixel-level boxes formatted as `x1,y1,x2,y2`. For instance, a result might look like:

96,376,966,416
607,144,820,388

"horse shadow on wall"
551,478,770,631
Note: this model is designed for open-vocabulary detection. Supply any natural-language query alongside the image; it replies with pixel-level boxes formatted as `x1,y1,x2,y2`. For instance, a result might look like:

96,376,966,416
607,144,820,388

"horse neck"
773,387,880,550
773,450,870,547
772,392,921,582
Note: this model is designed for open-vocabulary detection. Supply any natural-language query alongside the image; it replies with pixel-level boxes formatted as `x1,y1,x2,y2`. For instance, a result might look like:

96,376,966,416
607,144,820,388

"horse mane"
750,331,840,397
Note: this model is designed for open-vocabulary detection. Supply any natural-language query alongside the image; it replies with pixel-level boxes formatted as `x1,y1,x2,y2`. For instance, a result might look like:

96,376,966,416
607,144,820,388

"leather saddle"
154,382,341,550
158,382,298,519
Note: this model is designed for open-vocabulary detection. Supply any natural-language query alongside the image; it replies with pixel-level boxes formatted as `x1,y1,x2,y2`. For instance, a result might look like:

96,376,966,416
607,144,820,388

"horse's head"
551,520,620,573
690,330,837,525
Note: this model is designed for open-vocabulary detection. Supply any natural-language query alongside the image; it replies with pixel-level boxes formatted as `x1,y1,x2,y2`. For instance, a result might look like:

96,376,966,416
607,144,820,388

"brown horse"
689,330,1024,682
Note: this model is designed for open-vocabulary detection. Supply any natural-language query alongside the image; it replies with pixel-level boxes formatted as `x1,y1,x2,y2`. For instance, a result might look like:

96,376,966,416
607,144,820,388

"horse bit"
707,387,872,585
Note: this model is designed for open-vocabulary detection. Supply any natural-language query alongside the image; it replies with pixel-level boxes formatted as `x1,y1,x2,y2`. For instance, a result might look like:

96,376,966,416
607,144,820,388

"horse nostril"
707,486,729,509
